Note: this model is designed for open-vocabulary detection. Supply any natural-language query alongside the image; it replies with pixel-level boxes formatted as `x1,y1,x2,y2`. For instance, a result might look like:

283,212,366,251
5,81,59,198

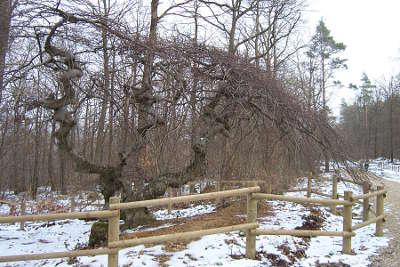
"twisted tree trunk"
31,12,223,228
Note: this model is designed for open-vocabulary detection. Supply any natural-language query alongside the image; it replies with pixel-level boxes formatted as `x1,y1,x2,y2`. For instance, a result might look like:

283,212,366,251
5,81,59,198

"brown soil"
123,199,271,242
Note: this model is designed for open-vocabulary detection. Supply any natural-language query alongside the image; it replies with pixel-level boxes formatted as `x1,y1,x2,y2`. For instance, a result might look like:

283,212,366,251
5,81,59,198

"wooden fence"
0,178,387,266
378,162,400,172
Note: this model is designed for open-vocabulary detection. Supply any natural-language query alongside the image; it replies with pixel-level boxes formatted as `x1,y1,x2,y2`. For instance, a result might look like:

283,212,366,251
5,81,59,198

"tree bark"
0,0,12,103
47,120,56,189
94,0,111,164
31,108,41,199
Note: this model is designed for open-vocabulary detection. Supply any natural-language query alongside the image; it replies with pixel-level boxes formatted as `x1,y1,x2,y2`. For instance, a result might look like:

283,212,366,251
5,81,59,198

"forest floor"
1,160,398,266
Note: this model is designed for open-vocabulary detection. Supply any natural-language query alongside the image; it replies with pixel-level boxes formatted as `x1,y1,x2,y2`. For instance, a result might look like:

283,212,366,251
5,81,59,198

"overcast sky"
304,0,400,117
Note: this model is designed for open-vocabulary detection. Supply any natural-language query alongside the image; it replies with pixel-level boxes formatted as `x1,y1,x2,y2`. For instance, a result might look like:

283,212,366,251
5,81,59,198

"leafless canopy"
0,0,349,224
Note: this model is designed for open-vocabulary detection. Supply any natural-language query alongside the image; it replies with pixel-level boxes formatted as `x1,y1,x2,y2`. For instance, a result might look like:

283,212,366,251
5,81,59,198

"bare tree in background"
0,0,13,104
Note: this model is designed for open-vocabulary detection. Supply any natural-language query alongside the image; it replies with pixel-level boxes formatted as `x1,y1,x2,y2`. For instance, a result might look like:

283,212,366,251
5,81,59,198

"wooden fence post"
375,185,385,237
187,183,195,204
216,180,221,205
362,182,370,222
246,193,258,259
108,196,120,267
70,196,76,212
331,175,338,215
307,173,312,198
342,191,353,254
167,188,173,214
190,182,195,194
20,198,26,230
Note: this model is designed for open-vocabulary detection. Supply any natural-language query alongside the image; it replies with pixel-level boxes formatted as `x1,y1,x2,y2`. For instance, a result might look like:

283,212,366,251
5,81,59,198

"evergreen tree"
307,19,346,172
307,19,347,111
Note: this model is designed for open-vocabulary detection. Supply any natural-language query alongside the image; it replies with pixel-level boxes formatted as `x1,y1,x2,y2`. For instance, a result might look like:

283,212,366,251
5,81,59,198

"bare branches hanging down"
0,0,350,225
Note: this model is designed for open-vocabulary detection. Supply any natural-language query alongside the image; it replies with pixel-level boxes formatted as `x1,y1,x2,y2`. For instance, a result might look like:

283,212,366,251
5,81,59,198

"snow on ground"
0,162,397,266
287,177,390,266
369,158,400,182
0,219,93,266
165,177,390,267
0,188,105,216
153,203,215,220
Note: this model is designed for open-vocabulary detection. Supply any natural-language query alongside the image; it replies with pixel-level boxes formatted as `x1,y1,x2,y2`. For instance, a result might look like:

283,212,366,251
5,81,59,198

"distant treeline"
340,74,400,161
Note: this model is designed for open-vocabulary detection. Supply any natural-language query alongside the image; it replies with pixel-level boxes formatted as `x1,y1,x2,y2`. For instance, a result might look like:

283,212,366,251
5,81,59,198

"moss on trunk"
122,207,156,229
88,221,108,248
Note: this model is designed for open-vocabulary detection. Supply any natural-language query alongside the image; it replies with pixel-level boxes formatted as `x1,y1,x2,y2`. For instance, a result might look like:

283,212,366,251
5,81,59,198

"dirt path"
370,179,400,266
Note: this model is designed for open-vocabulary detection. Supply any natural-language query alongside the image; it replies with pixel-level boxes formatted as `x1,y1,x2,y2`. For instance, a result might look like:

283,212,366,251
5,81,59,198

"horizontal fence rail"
110,222,258,249
220,180,266,184
0,200,16,205
0,210,117,223
110,186,260,210
0,248,115,263
353,189,387,200
252,193,352,206
286,188,308,193
352,214,386,231
254,229,355,237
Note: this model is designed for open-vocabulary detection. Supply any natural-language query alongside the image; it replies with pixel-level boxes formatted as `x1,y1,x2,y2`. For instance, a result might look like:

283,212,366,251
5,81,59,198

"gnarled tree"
17,0,348,228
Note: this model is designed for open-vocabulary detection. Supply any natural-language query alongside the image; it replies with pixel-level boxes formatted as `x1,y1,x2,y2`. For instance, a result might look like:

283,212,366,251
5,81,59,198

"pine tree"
307,19,347,172
307,19,347,111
